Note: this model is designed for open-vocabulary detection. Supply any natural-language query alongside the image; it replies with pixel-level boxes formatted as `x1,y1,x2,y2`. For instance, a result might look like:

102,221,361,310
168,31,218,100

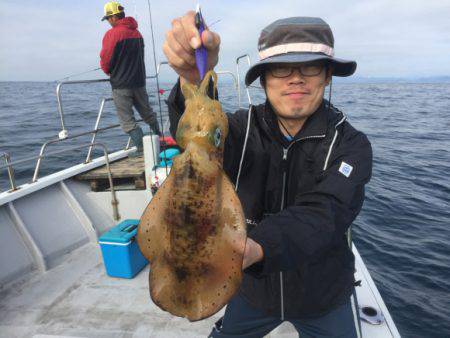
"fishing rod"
146,0,169,176
55,67,101,82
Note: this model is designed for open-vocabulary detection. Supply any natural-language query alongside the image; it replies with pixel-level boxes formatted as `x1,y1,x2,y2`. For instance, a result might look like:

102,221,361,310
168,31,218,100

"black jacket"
167,83,372,319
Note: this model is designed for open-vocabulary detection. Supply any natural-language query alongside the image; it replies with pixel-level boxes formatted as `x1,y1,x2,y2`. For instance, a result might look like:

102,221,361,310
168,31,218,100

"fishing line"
328,76,333,112
207,19,221,28
146,0,168,176
133,0,138,20
55,67,101,82
235,105,253,192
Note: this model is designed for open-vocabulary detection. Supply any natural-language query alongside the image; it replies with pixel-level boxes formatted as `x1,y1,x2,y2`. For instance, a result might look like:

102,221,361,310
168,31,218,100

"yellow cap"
102,2,124,21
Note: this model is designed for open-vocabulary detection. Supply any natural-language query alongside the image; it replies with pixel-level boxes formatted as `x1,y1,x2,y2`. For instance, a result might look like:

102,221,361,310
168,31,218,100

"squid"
137,71,246,321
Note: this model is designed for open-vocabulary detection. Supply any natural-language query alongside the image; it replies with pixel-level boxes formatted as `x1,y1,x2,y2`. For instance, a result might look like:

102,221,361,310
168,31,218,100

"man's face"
107,16,119,27
264,62,331,122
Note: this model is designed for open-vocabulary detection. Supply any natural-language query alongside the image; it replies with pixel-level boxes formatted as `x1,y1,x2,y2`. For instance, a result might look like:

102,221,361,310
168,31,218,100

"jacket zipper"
278,135,325,321
279,148,288,321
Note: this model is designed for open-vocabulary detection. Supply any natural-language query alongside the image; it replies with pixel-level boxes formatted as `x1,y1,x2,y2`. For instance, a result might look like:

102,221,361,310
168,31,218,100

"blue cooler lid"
158,159,173,167
99,219,140,244
159,148,180,160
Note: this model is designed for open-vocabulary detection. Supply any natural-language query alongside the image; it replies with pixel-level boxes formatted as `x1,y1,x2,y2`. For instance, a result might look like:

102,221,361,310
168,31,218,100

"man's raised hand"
163,11,220,85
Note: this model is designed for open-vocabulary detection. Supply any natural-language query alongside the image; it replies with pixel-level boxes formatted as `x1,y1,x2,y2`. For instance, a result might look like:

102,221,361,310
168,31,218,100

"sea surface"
0,79,449,337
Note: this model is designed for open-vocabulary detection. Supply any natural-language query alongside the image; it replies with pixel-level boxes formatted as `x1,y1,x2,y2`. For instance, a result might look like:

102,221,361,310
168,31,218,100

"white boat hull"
0,152,400,337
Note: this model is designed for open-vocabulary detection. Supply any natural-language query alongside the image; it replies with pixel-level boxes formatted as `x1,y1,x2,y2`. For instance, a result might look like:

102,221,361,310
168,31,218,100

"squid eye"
213,128,221,147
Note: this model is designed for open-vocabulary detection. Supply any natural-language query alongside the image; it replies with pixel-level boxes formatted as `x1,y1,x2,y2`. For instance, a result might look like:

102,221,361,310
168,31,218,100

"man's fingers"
165,30,196,67
201,30,220,51
163,42,194,71
180,11,201,49
202,30,220,70
164,11,221,83
171,18,194,56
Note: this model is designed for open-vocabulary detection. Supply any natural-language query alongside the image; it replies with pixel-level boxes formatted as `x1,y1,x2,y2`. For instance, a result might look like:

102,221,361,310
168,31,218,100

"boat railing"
0,142,120,219
20,62,171,190
0,152,17,192
216,70,239,101
0,61,249,194
31,118,144,183
0,60,168,194
236,54,253,107
85,97,114,163
55,62,240,150
55,61,169,139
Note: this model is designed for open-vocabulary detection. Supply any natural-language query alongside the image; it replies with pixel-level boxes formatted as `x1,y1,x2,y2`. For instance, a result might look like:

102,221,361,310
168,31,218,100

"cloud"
1,0,449,81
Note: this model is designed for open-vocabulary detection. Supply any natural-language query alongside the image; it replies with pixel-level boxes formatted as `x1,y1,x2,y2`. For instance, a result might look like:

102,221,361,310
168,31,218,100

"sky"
0,0,449,81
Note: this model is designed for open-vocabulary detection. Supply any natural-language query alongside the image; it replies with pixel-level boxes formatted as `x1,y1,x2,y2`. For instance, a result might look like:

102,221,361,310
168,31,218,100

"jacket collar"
261,99,339,143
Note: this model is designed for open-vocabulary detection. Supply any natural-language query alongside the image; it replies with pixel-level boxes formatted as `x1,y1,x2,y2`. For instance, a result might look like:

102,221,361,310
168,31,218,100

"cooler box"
99,219,148,278
158,148,180,167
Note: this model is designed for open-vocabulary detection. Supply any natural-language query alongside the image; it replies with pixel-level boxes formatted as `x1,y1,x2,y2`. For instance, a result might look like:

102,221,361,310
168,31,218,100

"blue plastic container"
157,148,180,167
98,219,148,278
159,148,180,160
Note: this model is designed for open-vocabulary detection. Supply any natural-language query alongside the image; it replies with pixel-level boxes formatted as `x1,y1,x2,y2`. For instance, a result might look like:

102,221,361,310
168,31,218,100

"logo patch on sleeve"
338,161,353,178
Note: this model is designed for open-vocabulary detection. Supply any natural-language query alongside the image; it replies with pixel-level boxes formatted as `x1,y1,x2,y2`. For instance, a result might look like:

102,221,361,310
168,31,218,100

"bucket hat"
245,17,356,85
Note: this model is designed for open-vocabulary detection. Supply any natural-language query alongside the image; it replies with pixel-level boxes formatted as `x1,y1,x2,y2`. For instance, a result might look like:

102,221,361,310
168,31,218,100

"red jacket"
100,17,146,89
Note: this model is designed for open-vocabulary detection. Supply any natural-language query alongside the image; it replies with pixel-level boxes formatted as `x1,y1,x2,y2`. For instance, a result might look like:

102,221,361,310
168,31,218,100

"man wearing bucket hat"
165,13,371,338
100,2,161,157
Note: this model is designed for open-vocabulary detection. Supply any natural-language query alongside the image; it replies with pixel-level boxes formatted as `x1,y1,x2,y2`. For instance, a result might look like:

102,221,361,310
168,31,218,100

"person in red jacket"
100,1,160,157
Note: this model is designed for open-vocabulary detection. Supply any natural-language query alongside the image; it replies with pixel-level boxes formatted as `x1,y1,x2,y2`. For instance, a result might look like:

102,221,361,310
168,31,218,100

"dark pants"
112,86,159,134
209,293,358,338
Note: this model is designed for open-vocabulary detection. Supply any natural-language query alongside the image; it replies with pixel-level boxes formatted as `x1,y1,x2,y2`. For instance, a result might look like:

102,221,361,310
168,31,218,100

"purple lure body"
195,9,208,80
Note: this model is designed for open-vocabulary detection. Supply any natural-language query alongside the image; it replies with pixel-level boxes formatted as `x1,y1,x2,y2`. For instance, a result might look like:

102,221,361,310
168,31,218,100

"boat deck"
0,242,399,338
75,157,146,191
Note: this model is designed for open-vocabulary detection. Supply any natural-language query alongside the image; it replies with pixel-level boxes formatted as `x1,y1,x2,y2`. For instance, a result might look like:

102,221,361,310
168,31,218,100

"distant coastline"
1,76,450,84
334,76,450,84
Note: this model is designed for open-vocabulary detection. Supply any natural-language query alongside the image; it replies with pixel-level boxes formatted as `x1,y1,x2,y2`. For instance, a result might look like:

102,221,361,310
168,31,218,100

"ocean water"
0,80,449,337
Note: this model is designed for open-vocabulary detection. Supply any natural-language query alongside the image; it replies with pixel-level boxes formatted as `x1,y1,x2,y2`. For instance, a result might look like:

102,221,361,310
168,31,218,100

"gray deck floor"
0,243,297,338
